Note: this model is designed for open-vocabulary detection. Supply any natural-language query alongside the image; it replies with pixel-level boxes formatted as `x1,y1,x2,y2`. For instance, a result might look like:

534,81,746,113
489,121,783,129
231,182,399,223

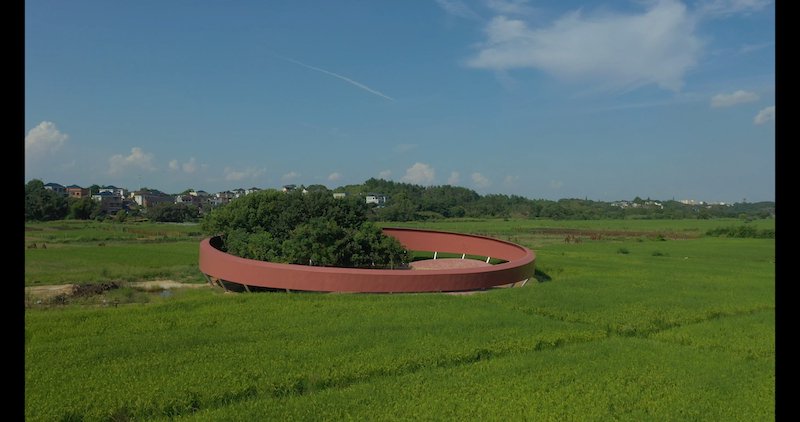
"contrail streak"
277,55,395,101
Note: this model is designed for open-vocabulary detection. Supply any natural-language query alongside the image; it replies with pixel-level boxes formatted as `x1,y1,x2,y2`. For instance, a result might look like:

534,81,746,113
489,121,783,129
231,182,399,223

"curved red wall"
198,227,535,293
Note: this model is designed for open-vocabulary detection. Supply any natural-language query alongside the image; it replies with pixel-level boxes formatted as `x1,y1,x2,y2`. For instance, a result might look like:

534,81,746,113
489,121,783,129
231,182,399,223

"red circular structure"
409,258,492,270
199,227,535,293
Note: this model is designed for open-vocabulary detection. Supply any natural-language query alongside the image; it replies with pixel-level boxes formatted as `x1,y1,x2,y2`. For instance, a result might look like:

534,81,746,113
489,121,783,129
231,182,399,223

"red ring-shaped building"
199,227,535,293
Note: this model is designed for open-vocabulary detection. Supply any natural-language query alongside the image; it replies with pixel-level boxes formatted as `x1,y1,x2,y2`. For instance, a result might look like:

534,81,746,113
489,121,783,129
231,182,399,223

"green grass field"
25,221,205,285
24,218,774,420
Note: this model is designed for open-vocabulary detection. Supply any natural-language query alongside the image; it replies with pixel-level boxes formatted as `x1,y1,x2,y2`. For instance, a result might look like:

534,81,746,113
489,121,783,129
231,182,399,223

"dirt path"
25,280,209,300
25,284,78,300
129,280,209,290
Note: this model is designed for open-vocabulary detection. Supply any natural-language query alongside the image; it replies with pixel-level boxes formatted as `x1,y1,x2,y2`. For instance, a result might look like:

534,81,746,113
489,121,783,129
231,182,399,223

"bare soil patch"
26,284,78,300
25,280,208,300
130,280,209,290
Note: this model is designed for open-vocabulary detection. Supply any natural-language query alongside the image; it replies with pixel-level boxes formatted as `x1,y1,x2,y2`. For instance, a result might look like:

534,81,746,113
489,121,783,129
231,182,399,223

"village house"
175,194,203,206
208,196,227,207
211,191,235,206
131,189,173,208
282,185,309,194
365,194,388,206
216,190,234,200
66,184,90,199
43,182,67,196
99,185,128,198
91,191,123,213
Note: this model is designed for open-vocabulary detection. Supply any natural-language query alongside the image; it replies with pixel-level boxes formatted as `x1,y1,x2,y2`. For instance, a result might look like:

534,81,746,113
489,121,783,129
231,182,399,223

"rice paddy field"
24,218,775,420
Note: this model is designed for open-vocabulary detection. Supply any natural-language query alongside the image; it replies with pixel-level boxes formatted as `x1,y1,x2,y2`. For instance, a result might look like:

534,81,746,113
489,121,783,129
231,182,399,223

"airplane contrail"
277,55,395,102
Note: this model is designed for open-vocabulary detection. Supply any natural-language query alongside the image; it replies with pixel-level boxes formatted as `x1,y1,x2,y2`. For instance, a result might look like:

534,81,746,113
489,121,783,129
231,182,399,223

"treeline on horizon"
336,178,775,222
24,177,775,222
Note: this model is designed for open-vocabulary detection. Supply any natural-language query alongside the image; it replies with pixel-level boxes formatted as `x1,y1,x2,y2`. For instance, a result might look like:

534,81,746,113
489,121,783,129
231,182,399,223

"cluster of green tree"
146,203,200,223
25,180,103,221
333,178,776,221
201,190,409,268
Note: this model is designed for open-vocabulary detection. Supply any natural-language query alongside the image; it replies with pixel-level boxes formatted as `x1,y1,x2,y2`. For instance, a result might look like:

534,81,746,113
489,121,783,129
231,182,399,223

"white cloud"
393,143,418,153
471,172,491,188
328,172,342,182
281,171,300,182
182,157,199,174
696,0,772,18
224,166,266,182
486,0,535,16
168,157,202,173
25,121,68,156
753,106,774,125
435,0,482,20
503,175,519,185
468,0,702,92
710,90,759,108
378,170,392,179
108,147,155,175
447,171,461,185
402,163,436,185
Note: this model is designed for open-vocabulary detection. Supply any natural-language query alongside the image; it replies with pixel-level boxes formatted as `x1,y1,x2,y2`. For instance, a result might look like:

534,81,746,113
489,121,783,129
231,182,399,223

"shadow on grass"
534,269,552,283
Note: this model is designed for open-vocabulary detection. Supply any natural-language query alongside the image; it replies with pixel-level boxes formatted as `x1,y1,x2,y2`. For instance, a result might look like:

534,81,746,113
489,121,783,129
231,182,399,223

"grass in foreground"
24,218,774,420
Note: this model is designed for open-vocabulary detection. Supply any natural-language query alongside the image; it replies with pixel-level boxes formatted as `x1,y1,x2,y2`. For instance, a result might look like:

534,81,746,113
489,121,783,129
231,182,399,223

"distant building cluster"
679,199,731,207
41,181,390,214
609,198,734,210
611,200,664,209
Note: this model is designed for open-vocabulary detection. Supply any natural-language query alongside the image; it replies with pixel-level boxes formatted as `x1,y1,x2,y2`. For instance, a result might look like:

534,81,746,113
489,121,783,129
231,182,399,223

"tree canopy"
25,179,68,221
148,202,200,223
202,190,409,268
67,196,101,220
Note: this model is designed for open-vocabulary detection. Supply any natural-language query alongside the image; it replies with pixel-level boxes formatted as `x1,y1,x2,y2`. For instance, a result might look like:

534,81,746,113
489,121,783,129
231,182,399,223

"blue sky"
25,0,774,202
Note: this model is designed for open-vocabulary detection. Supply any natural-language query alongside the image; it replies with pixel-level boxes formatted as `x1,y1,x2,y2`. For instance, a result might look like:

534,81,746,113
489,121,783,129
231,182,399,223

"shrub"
706,225,775,239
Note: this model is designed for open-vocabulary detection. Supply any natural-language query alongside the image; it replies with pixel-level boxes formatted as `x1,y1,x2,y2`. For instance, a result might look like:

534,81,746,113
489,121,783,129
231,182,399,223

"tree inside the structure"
202,190,410,268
